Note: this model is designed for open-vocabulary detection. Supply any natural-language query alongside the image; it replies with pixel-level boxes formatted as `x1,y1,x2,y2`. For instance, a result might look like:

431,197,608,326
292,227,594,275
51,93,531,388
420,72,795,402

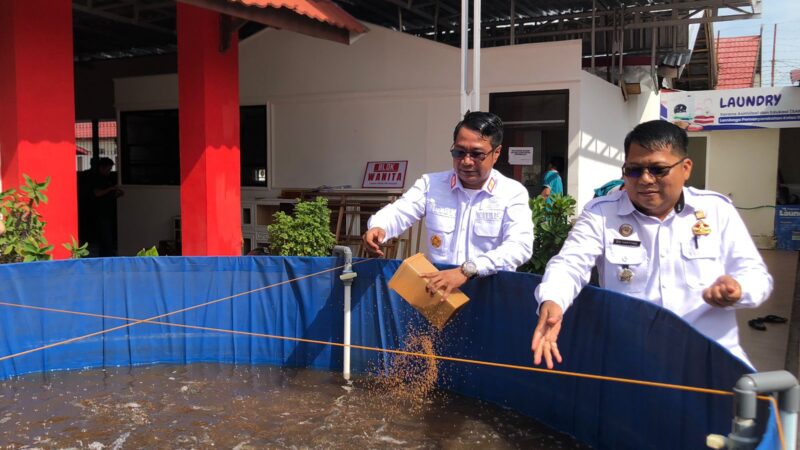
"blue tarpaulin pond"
0,256,778,449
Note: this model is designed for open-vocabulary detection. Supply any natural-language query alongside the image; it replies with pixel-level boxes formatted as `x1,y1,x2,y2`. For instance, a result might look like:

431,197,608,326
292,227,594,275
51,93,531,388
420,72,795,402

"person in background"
531,120,773,368
78,157,124,257
593,179,625,198
363,111,534,299
540,158,564,202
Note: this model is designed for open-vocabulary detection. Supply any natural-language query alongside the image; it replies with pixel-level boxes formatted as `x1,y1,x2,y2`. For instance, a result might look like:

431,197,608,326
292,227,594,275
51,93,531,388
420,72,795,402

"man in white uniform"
363,111,533,299
531,120,772,368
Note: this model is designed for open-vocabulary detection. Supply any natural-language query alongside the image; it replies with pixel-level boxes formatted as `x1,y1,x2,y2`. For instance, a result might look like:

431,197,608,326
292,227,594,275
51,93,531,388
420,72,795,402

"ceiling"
72,0,761,88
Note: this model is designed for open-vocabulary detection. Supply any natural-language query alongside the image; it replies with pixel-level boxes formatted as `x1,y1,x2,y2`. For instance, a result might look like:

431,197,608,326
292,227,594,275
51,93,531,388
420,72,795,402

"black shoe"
748,318,767,331
761,315,788,324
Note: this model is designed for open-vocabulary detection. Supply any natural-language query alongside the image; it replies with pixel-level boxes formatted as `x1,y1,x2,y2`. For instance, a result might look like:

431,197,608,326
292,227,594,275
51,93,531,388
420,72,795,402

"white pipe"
472,0,481,111
343,282,352,380
460,0,468,115
333,246,356,381
782,411,797,450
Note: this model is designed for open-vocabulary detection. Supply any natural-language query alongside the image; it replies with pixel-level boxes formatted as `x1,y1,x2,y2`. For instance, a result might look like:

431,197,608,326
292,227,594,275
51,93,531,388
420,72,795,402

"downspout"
333,246,357,380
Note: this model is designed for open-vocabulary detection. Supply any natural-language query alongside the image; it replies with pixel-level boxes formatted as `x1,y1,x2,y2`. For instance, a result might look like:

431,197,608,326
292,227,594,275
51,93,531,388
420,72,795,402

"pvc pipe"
472,0,481,111
727,370,799,450
460,0,468,115
333,246,356,381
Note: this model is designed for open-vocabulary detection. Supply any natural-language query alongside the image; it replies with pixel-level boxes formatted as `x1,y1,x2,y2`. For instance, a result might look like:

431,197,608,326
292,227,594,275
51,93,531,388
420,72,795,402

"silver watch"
460,260,478,279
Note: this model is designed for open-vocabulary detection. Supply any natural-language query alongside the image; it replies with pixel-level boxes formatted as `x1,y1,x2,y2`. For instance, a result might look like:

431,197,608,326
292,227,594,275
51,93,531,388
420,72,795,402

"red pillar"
0,0,77,260
177,4,241,256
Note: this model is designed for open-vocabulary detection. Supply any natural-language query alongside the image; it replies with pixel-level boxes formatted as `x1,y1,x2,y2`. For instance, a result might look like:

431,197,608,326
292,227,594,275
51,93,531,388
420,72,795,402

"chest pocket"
425,213,456,255
604,244,648,294
473,209,503,239
680,238,724,289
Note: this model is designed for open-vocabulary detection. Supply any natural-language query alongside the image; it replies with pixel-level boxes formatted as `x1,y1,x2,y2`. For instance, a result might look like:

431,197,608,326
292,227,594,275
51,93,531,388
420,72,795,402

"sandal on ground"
760,315,788,324
748,318,767,331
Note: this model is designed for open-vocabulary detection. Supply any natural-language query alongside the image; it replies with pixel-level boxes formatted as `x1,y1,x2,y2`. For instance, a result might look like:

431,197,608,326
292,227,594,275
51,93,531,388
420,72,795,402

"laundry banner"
660,86,800,131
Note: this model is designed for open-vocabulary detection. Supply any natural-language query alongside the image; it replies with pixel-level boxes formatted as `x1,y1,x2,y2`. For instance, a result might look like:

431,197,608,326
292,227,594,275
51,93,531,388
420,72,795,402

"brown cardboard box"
388,253,470,330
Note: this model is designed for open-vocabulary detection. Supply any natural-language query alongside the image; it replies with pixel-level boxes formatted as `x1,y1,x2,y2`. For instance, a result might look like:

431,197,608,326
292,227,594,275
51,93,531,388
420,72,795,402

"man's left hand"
420,268,468,301
702,275,742,307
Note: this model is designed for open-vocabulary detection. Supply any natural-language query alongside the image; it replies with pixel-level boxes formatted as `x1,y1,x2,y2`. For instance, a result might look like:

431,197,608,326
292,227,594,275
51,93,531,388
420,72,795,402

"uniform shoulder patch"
585,190,624,210
686,187,733,204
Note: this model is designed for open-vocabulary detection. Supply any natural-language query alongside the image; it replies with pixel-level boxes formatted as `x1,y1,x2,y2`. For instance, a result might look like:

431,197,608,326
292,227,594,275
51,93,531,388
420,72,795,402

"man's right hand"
362,227,386,257
531,300,564,369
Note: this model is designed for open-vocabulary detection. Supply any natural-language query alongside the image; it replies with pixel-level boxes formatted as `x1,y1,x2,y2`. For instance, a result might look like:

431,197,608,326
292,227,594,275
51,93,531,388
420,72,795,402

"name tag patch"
613,238,641,247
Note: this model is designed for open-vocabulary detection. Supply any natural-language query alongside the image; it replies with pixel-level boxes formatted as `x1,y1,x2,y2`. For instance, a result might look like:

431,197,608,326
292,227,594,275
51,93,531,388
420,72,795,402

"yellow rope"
0,259,788,450
0,259,369,363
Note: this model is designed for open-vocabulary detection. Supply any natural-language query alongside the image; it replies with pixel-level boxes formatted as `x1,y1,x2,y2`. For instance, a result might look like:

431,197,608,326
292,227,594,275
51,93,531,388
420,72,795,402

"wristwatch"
460,260,478,279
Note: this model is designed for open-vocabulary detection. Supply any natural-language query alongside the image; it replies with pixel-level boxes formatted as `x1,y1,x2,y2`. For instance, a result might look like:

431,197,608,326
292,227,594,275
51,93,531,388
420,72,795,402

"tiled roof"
716,35,761,89
75,121,117,139
232,0,368,34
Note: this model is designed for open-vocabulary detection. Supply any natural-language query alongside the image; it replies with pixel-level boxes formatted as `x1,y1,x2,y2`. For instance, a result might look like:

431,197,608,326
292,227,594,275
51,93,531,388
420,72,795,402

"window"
240,105,267,187
120,110,180,185
75,120,119,173
120,106,267,186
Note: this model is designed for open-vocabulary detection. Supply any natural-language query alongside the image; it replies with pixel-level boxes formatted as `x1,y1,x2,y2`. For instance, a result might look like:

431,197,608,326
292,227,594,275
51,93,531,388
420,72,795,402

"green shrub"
267,197,336,257
136,246,159,257
0,176,54,263
0,175,88,263
519,193,577,275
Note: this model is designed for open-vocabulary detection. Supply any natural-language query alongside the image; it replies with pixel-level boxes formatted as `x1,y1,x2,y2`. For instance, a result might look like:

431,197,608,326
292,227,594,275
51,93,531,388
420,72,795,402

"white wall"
695,129,779,246
117,23,654,254
575,71,660,208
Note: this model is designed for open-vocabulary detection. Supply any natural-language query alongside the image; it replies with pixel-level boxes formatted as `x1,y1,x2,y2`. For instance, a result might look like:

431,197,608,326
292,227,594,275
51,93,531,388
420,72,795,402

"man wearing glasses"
363,111,533,299
531,120,772,368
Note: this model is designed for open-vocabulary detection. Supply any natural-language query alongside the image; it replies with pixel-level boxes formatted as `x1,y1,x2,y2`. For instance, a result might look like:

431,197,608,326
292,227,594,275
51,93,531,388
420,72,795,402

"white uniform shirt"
367,169,533,276
535,187,773,364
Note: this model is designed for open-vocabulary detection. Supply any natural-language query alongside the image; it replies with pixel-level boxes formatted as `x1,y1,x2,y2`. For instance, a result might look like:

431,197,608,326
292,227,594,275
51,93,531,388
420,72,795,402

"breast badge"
431,234,442,249
619,265,634,283
692,210,711,236
619,223,634,237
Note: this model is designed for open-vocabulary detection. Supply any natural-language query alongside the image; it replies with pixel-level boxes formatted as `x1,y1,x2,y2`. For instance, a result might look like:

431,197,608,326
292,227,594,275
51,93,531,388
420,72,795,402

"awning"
178,0,367,45
232,0,367,35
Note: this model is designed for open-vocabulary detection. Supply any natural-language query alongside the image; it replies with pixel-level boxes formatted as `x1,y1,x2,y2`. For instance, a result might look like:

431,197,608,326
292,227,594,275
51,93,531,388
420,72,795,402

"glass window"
119,106,267,186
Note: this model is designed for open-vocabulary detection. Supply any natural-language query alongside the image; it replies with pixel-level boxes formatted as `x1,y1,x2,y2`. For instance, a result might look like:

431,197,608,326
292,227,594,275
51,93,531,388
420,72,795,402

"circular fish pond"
0,363,588,449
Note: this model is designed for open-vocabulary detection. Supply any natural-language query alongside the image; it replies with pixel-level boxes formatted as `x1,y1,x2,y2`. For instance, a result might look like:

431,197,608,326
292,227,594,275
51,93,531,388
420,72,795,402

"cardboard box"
388,253,470,330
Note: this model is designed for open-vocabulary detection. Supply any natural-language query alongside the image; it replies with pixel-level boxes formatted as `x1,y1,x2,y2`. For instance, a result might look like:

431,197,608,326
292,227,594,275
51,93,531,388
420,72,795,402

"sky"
715,0,800,87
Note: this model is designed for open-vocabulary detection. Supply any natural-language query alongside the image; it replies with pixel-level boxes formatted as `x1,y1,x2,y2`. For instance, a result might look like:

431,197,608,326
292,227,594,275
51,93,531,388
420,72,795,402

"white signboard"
660,87,800,132
508,147,534,165
362,161,408,188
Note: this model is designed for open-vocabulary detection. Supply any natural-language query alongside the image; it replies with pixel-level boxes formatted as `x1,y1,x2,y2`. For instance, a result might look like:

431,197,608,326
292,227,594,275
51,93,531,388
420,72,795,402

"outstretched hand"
702,275,742,308
362,227,386,257
419,268,468,301
531,300,564,369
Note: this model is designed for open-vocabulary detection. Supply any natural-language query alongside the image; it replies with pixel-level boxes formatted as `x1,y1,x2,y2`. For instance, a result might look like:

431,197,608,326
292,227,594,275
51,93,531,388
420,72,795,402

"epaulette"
686,186,733,204
584,189,624,210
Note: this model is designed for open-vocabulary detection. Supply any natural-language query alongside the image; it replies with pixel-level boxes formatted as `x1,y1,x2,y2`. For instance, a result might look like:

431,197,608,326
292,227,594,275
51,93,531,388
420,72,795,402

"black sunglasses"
622,157,687,179
450,147,495,161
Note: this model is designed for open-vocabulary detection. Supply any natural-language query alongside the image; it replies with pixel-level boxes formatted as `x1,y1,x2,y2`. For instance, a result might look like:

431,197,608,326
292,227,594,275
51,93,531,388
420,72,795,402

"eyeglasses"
450,148,495,161
622,157,687,179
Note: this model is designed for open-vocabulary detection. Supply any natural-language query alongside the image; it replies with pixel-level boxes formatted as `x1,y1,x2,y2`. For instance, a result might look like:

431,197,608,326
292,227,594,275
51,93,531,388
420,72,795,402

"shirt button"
660,252,667,258
622,256,628,262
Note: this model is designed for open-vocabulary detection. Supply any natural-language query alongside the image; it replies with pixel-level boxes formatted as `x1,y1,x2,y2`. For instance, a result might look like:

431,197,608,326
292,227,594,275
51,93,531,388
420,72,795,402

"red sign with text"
362,161,408,188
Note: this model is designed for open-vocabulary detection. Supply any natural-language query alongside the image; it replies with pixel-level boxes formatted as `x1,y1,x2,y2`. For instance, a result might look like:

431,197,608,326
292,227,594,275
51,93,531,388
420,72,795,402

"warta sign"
660,86,800,131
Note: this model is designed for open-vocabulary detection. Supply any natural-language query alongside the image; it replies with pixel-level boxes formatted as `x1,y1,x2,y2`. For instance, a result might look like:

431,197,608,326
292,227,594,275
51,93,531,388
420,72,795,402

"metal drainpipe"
333,246,357,380
707,370,799,450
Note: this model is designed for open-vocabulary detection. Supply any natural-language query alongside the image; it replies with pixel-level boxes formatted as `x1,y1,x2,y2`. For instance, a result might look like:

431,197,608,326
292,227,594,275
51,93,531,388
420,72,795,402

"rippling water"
0,364,587,449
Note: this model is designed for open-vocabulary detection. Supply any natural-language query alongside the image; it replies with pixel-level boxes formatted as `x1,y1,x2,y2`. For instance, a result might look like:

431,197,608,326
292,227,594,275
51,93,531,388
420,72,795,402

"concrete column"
177,3,241,256
0,0,78,259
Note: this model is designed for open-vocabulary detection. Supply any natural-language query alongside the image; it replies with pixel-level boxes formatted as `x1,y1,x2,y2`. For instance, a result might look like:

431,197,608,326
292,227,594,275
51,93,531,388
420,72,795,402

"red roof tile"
716,35,761,89
231,0,367,34
75,121,117,139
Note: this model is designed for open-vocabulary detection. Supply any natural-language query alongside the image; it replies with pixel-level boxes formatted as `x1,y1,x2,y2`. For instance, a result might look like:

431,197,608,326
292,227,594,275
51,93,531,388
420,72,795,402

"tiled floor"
736,249,798,374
